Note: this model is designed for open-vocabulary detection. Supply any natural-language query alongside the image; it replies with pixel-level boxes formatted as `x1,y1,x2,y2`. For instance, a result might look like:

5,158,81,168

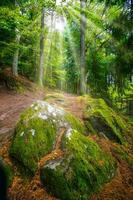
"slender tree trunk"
12,0,20,76
47,0,57,84
48,10,55,83
128,100,133,115
38,8,45,86
12,30,20,76
80,0,87,94
131,0,133,20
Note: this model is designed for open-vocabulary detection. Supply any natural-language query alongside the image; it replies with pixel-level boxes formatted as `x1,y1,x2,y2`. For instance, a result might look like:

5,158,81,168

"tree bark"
12,0,20,76
12,31,20,76
80,0,87,94
127,99,133,116
48,10,55,83
38,8,45,86
131,0,133,20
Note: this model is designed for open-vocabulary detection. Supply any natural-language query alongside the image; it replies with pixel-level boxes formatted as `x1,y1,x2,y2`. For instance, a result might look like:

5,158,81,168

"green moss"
65,113,85,134
41,167,72,199
10,101,85,175
0,157,14,187
84,97,128,144
10,117,56,174
41,131,116,200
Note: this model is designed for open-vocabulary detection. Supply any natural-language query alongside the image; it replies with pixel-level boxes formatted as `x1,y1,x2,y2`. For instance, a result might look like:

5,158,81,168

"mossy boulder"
41,131,116,200
84,96,128,144
10,101,84,174
0,157,13,188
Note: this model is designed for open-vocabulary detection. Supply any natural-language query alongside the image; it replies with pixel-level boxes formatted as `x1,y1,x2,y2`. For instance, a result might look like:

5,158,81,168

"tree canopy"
0,0,132,113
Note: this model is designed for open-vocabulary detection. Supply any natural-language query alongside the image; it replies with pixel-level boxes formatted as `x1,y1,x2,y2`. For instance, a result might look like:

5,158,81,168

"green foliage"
63,21,80,93
86,47,109,95
62,0,132,113
41,131,116,200
0,7,15,65
108,83,133,112
0,0,14,7
0,0,132,113
44,31,65,88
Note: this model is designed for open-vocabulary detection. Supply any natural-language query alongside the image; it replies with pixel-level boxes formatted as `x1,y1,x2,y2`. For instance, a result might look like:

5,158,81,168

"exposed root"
38,127,66,168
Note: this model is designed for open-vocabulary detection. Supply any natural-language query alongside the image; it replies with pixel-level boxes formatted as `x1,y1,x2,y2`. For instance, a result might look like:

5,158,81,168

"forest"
0,0,133,200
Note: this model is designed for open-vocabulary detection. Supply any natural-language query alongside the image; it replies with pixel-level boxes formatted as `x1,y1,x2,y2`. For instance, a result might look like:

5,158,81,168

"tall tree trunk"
12,30,20,76
12,0,20,76
131,0,133,20
48,10,55,84
38,8,45,86
80,0,87,94
127,96,133,116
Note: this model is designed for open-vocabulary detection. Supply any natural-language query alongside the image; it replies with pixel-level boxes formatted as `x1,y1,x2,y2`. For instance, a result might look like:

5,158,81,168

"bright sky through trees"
55,16,66,32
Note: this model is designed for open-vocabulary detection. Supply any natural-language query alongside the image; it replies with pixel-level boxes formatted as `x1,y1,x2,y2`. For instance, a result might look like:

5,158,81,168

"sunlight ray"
62,5,118,50
60,6,80,68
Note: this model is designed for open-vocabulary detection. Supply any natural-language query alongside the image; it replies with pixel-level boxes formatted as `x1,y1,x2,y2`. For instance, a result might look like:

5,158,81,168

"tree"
38,7,45,86
37,0,56,86
47,8,56,83
12,29,20,76
80,0,87,94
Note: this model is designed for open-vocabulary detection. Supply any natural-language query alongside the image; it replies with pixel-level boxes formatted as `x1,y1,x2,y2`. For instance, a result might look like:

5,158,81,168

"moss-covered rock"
0,157,13,188
41,131,116,200
84,96,128,144
10,101,84,174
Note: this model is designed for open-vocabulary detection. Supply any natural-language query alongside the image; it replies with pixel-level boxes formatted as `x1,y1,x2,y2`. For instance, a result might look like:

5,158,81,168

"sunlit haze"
55,16,66,32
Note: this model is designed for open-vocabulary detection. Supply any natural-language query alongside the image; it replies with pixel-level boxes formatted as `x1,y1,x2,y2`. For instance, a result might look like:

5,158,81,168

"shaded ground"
0,88,133,200
91,137,133,200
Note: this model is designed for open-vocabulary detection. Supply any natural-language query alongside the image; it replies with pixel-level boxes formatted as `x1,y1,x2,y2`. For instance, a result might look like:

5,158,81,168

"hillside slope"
0,90,133,200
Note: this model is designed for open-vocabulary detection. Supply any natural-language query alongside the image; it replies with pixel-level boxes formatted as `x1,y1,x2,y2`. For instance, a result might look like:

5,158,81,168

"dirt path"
44,92,86,121
63,93,85,120
0,87,44,138
0,89,84,138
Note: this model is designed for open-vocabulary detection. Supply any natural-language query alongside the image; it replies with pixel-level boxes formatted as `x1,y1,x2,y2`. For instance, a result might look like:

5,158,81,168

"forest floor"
0,86,133,200
0,87,44,138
